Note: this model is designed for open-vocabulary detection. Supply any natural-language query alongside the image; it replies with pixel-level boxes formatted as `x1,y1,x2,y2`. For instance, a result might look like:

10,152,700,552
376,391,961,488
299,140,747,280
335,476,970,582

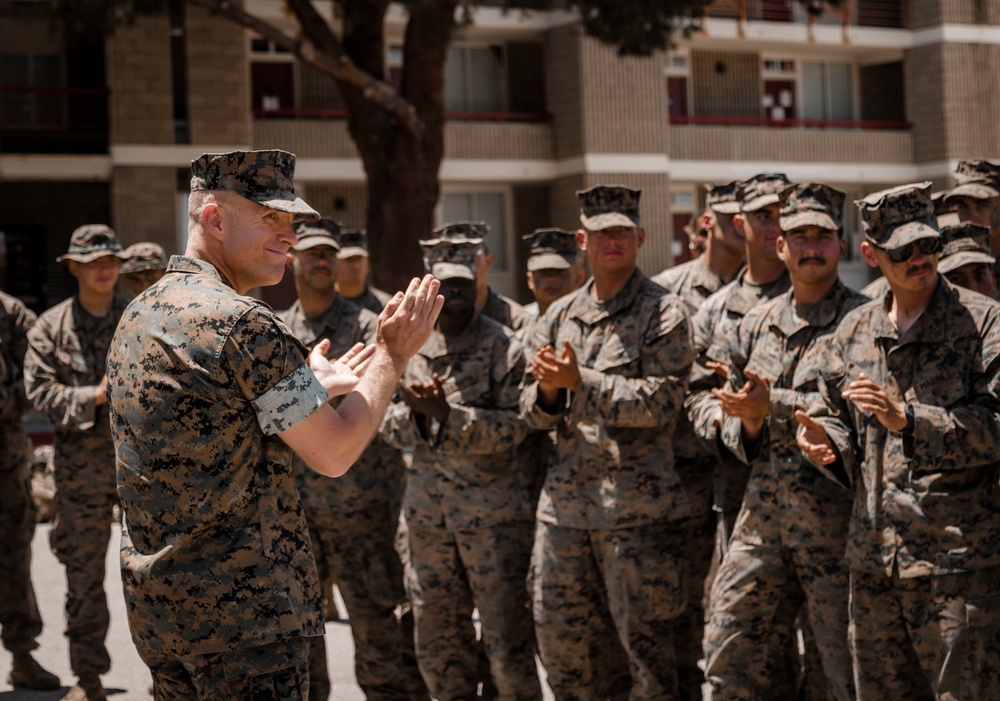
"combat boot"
8,651,60,690
60,674,107,701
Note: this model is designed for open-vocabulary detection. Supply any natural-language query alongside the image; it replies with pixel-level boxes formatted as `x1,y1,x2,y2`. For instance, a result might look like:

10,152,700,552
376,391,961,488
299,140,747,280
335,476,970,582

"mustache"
799,256,826,265
906,262,933,276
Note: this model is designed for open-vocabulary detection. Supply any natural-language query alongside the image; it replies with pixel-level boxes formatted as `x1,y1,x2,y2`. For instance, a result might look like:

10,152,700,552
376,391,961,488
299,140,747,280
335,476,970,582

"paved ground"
0,524,365,701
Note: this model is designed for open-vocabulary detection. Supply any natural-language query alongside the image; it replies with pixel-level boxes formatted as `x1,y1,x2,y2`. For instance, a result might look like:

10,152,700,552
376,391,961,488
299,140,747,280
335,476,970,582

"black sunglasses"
874,236,943,264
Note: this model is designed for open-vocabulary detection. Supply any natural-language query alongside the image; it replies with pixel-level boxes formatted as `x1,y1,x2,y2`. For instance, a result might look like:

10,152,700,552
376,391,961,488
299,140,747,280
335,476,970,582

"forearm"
336,347,409,455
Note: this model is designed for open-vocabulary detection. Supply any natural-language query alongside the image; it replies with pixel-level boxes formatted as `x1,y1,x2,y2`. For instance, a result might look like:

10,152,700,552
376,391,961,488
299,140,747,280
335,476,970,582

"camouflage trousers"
0,428,43,654
404,520,540,701
703,535,854,701
531,520,688,701
49,487,118,678
146,635,310,700
850,566,1000,701
304,502,427,701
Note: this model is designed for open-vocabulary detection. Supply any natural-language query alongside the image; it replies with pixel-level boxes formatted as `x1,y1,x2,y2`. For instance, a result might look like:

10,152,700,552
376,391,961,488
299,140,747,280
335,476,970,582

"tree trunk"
338,0,457,294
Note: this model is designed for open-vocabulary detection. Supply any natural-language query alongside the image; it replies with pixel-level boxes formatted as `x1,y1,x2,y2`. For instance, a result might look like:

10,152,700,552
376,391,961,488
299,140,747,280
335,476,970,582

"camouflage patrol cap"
292,218,341,252
778,183,846,234
523,228,577,271
705,181,742,214
576,185,641,230
857,182,939,250
738,173,792,212
422,240,478,281
937,222,995,274
56,224,126,264
337,230,369,259
421,221,489,248
120,242,168,274
932,190,957,218
946,159,1000,202
190,149,320,221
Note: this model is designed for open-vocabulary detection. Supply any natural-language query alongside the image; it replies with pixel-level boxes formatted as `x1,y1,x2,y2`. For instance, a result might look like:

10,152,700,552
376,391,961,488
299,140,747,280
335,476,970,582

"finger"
744,369,770,388
382,291,405,321
794,410,817,428
350,345,376,373
706,361,729,379
432,373,446,394
399,277,421,315
413,274,436,314
562,341,576,362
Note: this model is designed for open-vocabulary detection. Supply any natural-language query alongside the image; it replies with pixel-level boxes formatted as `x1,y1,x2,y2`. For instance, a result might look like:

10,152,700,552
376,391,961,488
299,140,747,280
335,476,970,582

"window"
445,46,504,112
761,57,796,120
801,61,854,121
1,53,62,127
440,191,509,272
666,52,689,119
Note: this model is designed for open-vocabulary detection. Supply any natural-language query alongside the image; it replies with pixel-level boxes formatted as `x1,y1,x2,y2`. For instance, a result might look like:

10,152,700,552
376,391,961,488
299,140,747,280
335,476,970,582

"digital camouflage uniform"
651,254,731,701
522,265,696,701
343,286,393,316
24,288,128,682
0,292,43,657
805,184,1000,700
381,302,538,701
279,295,426,701
108,150,328,697
705,280,866,701
481,287,529,332
109,255,326,695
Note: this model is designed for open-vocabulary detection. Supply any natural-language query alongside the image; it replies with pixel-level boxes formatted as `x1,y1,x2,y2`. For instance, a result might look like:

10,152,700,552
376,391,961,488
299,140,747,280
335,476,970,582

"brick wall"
668,126,913,163
111,167,181,253
185,4,251,145
904,45,948,163
577,36,669,154
938,42,1000,159
546,25,585,159
907,0,1000,26
106,14,174,144
691,50,760,119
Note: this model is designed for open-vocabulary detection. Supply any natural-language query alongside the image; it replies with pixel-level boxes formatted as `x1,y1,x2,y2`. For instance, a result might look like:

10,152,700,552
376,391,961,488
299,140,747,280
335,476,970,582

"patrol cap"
857,182,939,250
945,159,1000,202
422,240,478,281
337,230,369,259
576,185,641,230
523,228,577,271
932,190,957,218
190,149,320,221
57,224,126,264
937,222,995,274
421,221,489,248
739,174,792,212
120,242,168,274
292,218,341,252
778,183,846,234
705,181,742,215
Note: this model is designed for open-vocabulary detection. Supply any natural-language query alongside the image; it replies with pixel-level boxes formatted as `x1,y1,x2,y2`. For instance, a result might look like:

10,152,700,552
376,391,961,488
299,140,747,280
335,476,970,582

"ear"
575,229,588,252
525,269,535,292
733,213,746,236
636,226,646,249
775,234,789,262
838,237,847,260
202,202,225,242
286,252,295,267
67,260,80,279
859,240,880,269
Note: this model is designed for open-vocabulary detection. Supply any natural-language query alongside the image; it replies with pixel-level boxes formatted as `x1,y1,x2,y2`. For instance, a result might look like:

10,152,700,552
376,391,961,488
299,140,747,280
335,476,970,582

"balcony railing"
704,0,903,29
254,107,552,122
0,85,109,154
671,114,910,130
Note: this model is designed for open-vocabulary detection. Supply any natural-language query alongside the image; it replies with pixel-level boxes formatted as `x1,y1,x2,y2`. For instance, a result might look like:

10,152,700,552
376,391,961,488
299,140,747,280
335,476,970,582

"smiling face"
208,193,298,293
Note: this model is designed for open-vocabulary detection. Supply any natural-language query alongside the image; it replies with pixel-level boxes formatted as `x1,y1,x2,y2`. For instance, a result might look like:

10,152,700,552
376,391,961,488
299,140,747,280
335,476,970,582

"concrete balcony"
253,115,554,162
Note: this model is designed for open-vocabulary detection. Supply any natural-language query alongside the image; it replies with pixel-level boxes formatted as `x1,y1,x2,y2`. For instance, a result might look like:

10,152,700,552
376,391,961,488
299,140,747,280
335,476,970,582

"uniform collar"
567,268,645,325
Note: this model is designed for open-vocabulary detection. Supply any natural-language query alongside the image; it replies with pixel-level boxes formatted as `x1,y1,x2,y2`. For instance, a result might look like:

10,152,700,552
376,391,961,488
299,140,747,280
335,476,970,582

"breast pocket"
442,375,491,407
593,334,640,374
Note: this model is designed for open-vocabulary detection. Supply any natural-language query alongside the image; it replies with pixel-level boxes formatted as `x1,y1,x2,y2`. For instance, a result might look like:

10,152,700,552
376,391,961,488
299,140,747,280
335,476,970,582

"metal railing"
253,107,552,122
670,114,910,130
704,0,903,29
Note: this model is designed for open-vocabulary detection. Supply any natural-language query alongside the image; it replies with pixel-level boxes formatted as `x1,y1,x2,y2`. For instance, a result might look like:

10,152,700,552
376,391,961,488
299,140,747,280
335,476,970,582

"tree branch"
187,0,421,135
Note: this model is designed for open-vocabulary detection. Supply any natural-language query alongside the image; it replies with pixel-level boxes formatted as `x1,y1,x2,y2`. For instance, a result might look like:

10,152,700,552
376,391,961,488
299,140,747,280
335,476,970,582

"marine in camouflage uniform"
381,239,538,701
522,186,695,701
684,174,809,698
703,184,864,701
799,182,1000,700
943,159,1000,282
279,219,425,701
650,183,744,701
427,221,529,332
336,230,394,313
0,291,61,691
23,225,129,701
106,150,442,700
